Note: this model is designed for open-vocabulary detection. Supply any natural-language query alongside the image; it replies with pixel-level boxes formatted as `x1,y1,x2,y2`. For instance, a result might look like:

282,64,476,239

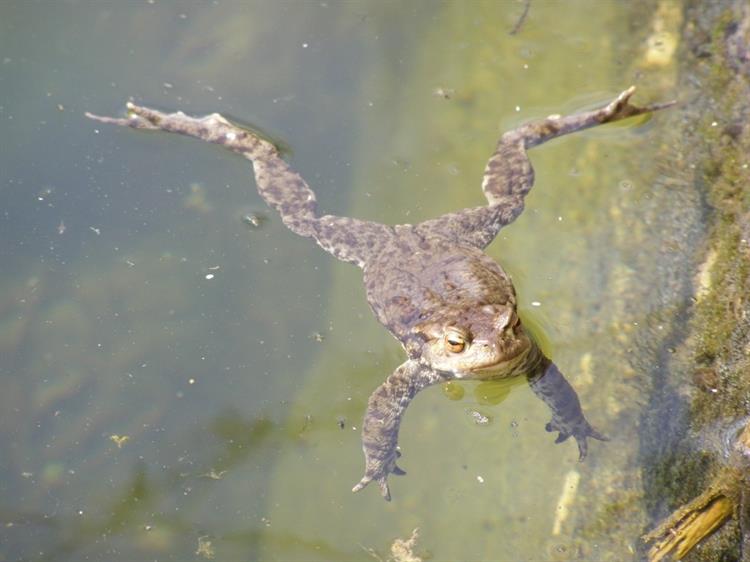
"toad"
87,86,672,500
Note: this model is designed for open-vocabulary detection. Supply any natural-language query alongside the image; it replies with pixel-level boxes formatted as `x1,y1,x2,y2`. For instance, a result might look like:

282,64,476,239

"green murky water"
0,2,686,561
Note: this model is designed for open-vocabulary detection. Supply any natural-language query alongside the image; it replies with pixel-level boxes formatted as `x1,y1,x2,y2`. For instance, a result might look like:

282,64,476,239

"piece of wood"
645,490,734,561
644,418,750,561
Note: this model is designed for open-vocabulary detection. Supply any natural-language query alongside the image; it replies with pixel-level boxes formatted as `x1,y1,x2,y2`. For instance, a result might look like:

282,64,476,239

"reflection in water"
474,378,523,406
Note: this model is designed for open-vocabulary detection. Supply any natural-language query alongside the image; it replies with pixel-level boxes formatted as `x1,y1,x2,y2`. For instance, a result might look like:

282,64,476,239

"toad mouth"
470,344,530,376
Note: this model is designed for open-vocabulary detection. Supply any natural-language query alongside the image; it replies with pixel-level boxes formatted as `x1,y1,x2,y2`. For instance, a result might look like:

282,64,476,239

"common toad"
87,86,672,500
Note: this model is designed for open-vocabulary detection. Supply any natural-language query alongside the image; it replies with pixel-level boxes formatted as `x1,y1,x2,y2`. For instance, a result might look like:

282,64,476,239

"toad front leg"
352,360,446,501
527,358,608,459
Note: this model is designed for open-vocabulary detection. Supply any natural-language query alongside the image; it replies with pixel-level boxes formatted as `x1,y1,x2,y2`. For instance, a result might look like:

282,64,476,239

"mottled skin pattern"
87,87,673,501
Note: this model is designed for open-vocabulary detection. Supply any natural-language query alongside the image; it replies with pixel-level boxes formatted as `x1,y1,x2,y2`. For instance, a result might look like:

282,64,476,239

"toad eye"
445,330,468,353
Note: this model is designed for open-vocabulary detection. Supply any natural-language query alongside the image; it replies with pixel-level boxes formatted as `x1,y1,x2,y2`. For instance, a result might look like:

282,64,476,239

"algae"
639,1,750,560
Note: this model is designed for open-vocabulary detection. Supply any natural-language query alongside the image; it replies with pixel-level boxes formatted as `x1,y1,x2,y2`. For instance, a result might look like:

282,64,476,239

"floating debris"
337,416,346,430
37,186,53,201
241,212,267,229
195,536,215,559
466,409,492,426
390,528,422,562
109,434,130,448
432,87,455,100
310,331,325,343
200,469,228,480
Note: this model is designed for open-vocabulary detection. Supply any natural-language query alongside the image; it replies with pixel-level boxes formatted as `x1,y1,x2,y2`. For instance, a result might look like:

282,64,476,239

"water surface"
0,2,682,560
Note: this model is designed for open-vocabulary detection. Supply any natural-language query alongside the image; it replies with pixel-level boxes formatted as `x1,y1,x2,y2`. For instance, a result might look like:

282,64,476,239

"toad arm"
527,359,608,459
352,360,446,501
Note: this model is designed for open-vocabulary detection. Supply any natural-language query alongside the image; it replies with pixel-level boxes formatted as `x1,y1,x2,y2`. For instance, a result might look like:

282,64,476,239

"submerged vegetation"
638,1,750,560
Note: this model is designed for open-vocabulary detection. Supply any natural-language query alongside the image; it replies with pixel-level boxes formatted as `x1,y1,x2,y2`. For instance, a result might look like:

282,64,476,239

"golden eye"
445,331,467,353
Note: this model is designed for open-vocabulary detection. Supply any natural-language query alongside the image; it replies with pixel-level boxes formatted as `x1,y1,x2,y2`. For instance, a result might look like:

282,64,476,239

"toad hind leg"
419,87,674,249
86,104,391,269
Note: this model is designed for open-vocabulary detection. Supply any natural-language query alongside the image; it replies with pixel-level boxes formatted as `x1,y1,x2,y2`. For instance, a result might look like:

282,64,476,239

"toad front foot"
352,449,407,502
353,360,445,501
545,415,609,461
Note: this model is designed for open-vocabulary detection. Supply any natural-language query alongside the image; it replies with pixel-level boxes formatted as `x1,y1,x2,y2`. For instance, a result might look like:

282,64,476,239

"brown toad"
87,86,672,501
